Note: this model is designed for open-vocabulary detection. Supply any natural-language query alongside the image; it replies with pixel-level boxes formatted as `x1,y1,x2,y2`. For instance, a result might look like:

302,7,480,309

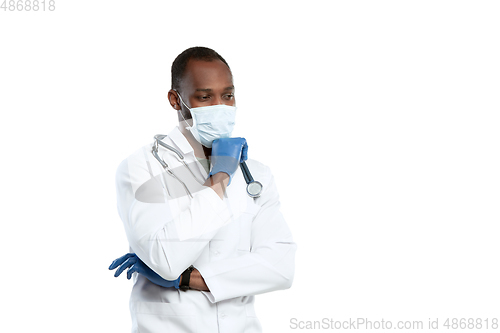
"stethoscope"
240,161,263,198
151,135,263,199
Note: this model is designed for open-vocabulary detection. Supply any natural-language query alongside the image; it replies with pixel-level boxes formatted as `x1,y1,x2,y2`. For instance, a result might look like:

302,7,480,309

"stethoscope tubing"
240,161,254,184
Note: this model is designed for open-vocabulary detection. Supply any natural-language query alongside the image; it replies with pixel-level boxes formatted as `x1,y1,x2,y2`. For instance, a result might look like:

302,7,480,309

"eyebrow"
195,86,234,92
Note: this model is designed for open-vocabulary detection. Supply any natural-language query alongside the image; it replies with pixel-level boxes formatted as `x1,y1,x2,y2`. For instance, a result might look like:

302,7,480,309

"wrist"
211,171,231,186
179,265,194,291
189,268,210,292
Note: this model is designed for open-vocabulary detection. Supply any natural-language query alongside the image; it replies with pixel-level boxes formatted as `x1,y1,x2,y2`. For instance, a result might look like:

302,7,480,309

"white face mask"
176,91,237,148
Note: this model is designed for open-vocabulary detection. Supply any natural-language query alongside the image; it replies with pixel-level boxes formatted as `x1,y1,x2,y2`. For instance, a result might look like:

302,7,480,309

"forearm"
195,243,296,303
116,145,234,282
123,186,233,280
204,172,229,199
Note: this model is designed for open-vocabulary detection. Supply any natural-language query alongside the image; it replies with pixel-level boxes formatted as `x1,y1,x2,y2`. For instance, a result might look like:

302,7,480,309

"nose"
213,95,224,106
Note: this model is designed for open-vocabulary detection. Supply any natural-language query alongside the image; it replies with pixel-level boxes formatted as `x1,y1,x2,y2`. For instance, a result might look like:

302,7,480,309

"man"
109,46,296,332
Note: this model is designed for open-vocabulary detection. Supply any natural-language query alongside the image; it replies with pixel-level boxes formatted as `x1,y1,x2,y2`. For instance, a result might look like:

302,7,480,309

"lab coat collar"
166,126,194,156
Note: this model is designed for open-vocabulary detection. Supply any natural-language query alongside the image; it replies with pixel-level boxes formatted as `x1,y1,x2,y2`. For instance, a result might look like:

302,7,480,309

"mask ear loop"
173,89,192,130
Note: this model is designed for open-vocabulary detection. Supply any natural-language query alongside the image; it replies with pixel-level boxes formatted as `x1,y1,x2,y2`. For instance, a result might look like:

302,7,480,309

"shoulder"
244,158,270,173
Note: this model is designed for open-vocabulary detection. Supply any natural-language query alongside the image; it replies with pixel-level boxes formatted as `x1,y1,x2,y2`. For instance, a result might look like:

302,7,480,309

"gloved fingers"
241,140,248,161
108,253,136,270
114,257,137,277
127,264,140,280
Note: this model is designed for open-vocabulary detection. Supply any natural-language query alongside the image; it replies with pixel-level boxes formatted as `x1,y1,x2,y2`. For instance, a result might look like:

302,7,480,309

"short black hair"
171,46,231,92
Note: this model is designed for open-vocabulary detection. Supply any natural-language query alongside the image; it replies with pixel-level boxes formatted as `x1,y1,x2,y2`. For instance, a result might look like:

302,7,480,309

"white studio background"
1,1,499,332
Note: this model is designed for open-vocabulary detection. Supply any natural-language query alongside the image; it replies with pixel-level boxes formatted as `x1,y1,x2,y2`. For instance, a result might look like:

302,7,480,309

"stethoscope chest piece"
240,161,263,198
246,180,263,198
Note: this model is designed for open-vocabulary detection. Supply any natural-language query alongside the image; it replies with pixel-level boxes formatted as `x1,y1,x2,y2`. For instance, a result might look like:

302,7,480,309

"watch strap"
179,265,194,291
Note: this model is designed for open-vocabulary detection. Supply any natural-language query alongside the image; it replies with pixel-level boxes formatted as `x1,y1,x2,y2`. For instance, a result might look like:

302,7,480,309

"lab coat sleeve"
115,153,233,281
195,170,297,303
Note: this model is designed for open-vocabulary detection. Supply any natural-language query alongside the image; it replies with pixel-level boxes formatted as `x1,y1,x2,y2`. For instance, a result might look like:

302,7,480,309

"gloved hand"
108,253,181,289
209,137,248,185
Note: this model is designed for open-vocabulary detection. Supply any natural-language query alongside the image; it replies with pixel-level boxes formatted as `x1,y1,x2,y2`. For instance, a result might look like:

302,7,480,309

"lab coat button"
220,312,226,319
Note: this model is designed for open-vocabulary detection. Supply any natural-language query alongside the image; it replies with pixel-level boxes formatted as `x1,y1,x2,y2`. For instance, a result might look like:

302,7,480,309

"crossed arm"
109,171,229,291
113,152,295,301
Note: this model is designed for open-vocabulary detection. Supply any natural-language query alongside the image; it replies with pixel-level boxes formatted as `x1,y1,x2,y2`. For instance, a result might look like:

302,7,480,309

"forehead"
180,59,233,92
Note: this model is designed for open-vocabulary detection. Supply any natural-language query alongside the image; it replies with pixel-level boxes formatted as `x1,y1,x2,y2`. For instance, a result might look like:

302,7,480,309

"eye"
197,95,210,101
224,94,234,100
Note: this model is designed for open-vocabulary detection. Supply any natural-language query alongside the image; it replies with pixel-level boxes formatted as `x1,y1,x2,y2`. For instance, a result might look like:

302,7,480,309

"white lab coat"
115,126,296,333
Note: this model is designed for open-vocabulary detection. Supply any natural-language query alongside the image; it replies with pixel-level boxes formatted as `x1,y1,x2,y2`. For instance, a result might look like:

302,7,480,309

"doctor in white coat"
110,46,296,333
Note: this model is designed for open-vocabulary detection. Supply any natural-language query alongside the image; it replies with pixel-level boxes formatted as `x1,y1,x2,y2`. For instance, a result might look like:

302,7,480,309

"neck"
178,123,212,160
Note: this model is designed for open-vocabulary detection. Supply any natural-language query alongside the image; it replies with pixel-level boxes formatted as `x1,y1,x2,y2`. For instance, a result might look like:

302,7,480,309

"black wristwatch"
179,265,194,291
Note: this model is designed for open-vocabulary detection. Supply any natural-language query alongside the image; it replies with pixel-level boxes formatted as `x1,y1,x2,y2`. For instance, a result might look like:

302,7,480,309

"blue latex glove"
108,253,180,289
209,137,248,185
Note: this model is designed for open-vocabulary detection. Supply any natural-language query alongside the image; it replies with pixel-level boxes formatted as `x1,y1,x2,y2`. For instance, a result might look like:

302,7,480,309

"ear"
168,89,180,110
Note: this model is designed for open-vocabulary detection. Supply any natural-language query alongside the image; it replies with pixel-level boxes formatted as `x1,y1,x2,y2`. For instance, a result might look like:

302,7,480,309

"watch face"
247,181,263,197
